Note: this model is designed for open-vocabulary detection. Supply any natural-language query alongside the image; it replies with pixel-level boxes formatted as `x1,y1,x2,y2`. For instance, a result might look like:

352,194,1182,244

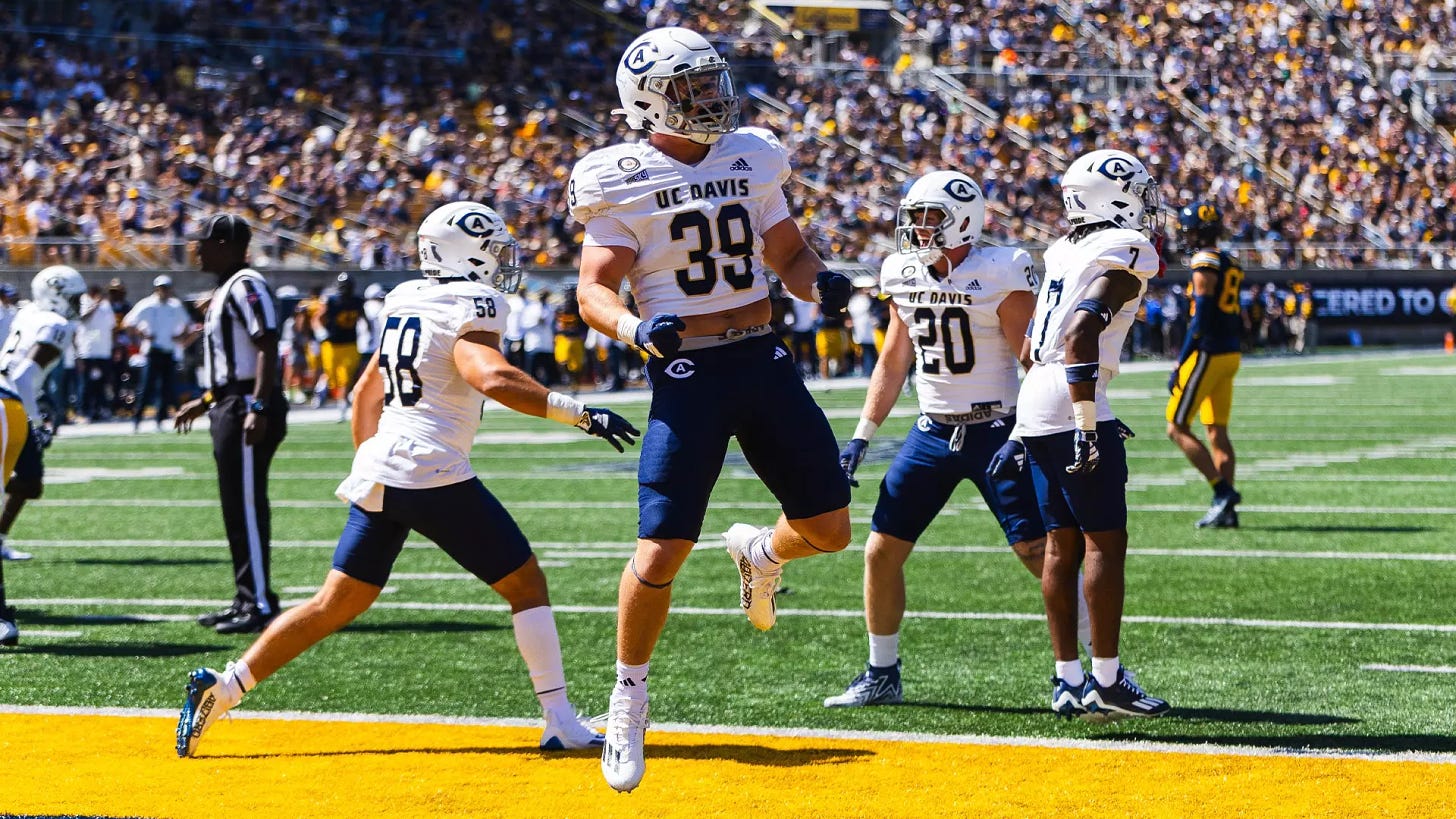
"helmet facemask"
483,236,523,293
897,204,954,267
647,63,740,143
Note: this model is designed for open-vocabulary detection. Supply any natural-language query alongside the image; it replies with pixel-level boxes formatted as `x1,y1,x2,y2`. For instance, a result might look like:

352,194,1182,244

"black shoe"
214,608,274,634
1196,490,1242,529
196,603,243,627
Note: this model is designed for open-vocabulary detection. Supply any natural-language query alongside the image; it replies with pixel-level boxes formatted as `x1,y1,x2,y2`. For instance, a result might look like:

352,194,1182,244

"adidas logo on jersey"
966,279,982,291
773,347,788,360
625,169,650,184
729,158,753,172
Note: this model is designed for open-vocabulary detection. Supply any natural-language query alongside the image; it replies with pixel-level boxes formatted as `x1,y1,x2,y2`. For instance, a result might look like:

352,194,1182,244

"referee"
174,214,288,634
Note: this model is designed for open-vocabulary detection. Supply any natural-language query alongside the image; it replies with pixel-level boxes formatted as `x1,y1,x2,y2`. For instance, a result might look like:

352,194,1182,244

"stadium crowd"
4,0,1456,277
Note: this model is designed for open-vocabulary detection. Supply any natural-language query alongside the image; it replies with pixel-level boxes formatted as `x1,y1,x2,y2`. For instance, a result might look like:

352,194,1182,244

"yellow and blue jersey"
1187,249,1243,355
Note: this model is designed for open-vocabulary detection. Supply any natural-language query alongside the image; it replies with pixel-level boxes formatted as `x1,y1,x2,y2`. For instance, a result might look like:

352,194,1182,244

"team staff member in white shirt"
175,201,637,758
124,274,196,431
75,283,115,422
174,214,288,635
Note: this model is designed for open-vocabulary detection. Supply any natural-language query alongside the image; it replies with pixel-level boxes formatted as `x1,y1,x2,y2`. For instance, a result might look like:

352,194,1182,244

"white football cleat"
175,665,242,757
0,606,17,647
540,709,604,751
1,544,33,561
723,523,781,631
600,684,650,793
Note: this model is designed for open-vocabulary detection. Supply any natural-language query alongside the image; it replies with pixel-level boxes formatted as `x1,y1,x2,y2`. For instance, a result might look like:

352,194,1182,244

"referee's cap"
188,213,252,244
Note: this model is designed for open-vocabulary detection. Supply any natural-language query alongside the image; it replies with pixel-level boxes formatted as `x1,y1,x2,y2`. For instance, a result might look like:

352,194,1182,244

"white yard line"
1,703,1450,764
1361,664,1456,674
15,596,1456,633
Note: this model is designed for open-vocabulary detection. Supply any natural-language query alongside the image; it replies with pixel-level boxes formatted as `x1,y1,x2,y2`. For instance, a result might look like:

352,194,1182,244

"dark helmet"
1177,202,1222,248
336,271,355,295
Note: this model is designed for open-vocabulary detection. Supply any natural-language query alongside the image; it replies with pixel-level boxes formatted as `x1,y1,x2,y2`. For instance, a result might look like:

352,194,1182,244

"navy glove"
636,313,686,359
987,438,1026,481
1167,367,1180,395
1065,429,1100,475
839,438,869,487
575,407,641,453
813,270,853,320
32,423,54,450
1113,418,1135,440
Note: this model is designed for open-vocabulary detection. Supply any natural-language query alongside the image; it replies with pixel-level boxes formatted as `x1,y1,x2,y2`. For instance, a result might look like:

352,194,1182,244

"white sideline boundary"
15,596,1456,633
1,703,1451,765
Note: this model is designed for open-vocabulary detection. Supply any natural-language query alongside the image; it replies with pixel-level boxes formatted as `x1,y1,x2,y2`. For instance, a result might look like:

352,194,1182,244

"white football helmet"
1060,149,1162,235
416,201,522,292
897,171,986,266
615,27,740,144
31,265,86,320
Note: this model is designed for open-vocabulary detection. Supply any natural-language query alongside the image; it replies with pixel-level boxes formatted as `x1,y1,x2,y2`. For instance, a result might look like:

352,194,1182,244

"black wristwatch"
247,398,267,414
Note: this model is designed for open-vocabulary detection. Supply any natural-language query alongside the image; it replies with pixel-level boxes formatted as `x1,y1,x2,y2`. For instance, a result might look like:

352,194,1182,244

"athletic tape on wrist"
615,314,644,347
545,391,586,426
852,417,879,442
1071,400,1097,432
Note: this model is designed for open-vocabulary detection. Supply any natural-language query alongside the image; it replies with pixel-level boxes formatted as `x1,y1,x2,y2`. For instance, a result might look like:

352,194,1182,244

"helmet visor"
649,64,741,135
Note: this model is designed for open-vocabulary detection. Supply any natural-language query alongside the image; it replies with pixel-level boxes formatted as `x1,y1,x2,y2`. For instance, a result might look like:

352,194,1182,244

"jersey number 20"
379,315,423,407
912,306,975,375
670,204,754,296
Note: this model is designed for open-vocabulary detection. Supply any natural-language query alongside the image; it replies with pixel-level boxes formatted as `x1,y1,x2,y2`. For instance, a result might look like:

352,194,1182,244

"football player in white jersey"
176,202,640,758
825,171,1092,707
0,264,84,643
989,149,1170,720
570,26,854,792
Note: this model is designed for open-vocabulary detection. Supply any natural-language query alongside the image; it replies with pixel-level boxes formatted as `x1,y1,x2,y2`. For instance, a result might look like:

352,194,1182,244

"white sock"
1055,659,1085,687
1092,656,1120,688
868,632,899,668
511,606,570,715
747,528,782,572
1075,574,1093,658
615,660,650,695
229,659,257,693
216,662,247,708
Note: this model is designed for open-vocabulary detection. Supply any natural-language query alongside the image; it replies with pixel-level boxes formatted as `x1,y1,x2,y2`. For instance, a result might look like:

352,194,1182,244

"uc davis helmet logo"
1096,155,1139,181
450,210,499,238
625,42,659,75
942,178,978,202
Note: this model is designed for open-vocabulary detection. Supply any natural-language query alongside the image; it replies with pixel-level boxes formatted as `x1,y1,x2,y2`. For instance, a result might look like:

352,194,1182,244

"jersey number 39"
379,315,423,407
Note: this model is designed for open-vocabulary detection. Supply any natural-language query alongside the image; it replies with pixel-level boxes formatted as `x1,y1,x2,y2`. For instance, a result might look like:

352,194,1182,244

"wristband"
852,417,879,442
616,314,643,347
202,390,215,406
1071,400,1097,432
545,391,587,426
1065,362,1099,383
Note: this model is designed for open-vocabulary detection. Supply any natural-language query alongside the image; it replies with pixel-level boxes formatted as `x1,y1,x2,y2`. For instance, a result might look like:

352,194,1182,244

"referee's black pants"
209,392,288,616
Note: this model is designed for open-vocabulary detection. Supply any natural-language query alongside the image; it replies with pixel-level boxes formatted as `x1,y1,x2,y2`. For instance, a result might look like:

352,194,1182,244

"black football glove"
635,313,686,359
987,438,1026,481
1113,418,1136,440
575,407,640,453
1065,429,1100,475
839,438,869,487
32,423,54,450
813,270,853,320
1167,368,1180,395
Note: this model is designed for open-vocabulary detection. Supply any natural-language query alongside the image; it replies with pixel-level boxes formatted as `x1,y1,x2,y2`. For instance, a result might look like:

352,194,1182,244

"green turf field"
3,350,1454,755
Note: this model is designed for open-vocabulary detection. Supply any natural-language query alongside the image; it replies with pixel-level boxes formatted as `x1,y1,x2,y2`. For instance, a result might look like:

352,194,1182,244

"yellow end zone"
3,711,1454,817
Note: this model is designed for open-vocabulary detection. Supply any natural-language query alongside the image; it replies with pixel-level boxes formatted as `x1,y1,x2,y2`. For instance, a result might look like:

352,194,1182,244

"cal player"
826,171,1091,707
0,266,85,555
570,26,854,792
176,202,639,757
989,149,1170,720
1167,203,1243,528
0,265,86,643
315,272,365,411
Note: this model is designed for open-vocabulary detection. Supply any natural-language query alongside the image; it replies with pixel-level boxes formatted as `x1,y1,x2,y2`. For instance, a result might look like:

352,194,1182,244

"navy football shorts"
638,333,850,542
872,415,1041,545
332,477,532,587
1023,420,1130,533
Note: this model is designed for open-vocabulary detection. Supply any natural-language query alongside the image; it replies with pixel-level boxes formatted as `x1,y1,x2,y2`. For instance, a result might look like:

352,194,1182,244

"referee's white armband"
545,391,587,426
615,314,643,348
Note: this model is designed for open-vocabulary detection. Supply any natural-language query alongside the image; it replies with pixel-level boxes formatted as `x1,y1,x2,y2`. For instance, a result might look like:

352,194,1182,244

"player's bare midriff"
677,296,772,339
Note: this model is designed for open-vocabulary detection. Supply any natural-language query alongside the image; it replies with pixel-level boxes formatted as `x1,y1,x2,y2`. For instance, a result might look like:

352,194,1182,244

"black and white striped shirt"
202,268,280,388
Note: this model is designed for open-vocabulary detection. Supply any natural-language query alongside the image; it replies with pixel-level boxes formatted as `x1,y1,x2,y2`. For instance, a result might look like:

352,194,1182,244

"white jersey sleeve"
879,247,1034,419
566,127,794,318
341,279,509,498
1016,228,1155,437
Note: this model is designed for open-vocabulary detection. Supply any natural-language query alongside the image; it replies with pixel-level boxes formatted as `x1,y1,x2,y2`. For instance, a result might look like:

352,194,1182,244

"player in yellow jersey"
1167,204,1243,528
